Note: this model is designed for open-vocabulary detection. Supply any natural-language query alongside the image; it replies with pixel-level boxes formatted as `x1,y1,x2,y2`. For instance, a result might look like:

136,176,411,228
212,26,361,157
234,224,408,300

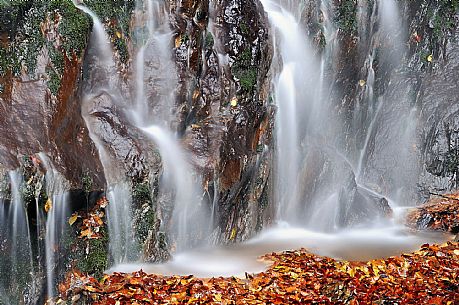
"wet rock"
0,10,104,190
296,145,391,230
418,23,459,195
406,193,459,234
172,0,275,243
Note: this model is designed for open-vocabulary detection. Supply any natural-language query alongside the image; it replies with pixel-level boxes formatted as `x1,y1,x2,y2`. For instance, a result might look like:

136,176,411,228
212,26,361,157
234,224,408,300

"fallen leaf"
230,97,238,107
45,198,52,213
175,36,181,48
68,213,79,226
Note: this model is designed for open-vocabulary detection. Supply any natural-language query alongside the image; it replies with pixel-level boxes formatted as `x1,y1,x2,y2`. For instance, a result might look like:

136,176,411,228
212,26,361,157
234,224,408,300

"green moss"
335,0,358,35
106,23,130,63
15,3,46,74
0,0,33,38
49,1,91,57
0,44,21,77
238,69,257,91
429,0,459,41
232,49,258,92
132,181,152,205
205,32,214,49
240,21,249,35
181,33,190,44
82,171,93,194
135,206,156,245
48,44,64,73
85,0,134,63
47,67,60,96
76,227,109,279
1,0,135,74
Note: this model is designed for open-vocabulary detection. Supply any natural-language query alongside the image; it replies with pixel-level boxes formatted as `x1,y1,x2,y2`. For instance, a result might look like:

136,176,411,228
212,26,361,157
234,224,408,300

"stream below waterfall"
112,222,451,278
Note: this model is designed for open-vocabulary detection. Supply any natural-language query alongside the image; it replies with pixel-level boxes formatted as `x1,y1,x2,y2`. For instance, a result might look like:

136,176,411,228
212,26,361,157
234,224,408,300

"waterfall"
260,0,318,223
355,0,417,205
73,2,138,265
39,153,70,300
107,0,451,279
75,0,207,261
142,127,206,251
261,0,411,230
0,171,35,304
132,1,207,252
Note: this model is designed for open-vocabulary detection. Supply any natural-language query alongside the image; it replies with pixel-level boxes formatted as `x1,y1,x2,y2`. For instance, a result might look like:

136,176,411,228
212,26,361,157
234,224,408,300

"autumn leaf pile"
59,241,459,304
69,196,109,240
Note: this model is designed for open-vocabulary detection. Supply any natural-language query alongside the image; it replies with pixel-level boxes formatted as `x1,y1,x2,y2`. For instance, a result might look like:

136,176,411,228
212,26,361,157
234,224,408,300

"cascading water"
0,171,35,304
355,0,418,206
260,0,318,222
141,126,207,251
131,0,177,126
131,0,206,252
39,153,70,300
76,0,207,263
73,1,139,265
113,0,450,279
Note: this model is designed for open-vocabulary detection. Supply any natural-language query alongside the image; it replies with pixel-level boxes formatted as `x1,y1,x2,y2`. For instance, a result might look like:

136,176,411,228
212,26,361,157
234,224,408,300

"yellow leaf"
68,213,78,226
84,285,98,292
175,36,181,48
230,228,237,240
115,31,122,39
230,97,238,107
427,54,433,62
80,228,92,238
358,79,366,87
453,250,459,256
45,198,52,213
214,294,222,302
289,272,299,279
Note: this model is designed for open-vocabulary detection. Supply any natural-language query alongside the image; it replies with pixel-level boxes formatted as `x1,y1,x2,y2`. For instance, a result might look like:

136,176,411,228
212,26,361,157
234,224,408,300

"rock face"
295,145,391,230
0,0,274,263
418,22,459,195
0,31,105,190
0,1,106,189
172,0,274,242
320,1,459,204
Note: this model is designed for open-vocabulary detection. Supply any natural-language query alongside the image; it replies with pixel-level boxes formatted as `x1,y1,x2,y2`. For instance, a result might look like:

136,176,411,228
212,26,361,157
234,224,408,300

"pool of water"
111,213,451,278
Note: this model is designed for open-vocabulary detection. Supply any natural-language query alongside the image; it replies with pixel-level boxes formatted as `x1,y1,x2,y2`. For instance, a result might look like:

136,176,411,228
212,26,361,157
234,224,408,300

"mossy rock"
232,49,258,93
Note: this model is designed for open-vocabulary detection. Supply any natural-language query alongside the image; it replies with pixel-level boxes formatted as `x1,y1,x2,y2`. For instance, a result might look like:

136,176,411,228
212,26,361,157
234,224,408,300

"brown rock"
406,193,459,233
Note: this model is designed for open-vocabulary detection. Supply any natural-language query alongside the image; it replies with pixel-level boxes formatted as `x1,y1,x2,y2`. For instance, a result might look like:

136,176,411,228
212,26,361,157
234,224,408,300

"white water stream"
39,153,70,300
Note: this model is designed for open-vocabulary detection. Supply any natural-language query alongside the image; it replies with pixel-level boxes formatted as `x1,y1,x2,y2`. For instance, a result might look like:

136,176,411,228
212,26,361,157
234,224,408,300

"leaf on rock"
45,198,52,212
69,213,79,226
